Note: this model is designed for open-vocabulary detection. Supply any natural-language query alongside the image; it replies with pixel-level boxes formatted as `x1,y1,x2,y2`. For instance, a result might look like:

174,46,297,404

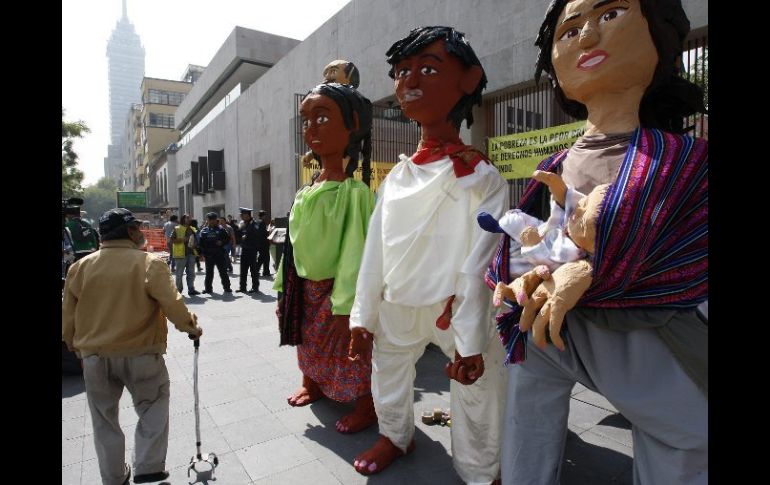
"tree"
82,177,118,220
62,108,90,197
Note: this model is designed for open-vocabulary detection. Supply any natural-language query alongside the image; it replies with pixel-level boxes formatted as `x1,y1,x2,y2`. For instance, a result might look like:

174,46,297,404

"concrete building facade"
137,77,193,192
173,0,708,221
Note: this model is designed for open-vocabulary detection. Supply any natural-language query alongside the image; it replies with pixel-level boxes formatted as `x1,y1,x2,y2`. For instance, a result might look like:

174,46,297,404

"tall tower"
104,0,145,186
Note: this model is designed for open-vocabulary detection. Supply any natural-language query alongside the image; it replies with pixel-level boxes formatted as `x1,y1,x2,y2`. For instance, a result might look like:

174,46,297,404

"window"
148,113,175,128
145,89,186,106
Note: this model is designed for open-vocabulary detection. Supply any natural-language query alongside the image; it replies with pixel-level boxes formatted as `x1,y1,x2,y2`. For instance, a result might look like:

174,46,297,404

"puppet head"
300,82,373,183
534,0,704,133
386,26,486,130
322,60,360,88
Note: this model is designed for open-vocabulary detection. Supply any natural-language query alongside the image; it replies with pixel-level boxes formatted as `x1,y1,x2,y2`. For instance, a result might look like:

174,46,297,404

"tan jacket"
62,239,198,358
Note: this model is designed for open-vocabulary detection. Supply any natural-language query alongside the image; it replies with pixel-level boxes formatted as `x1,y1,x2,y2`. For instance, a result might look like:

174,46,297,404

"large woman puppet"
275,79,377,434
487,1,708,483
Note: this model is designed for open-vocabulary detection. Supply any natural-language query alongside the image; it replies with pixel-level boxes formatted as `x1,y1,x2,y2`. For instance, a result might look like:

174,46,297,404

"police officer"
256,209,271,276
237,207,261,293
198,212,232,294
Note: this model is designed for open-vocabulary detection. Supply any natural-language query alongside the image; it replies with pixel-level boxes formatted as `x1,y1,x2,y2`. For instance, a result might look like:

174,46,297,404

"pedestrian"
171,214,199,296
162,214,178,271
257,209,271,276
236,207,261,293
189,219,203,272
62,208,203,485
198,213,232,294
220,217,235,273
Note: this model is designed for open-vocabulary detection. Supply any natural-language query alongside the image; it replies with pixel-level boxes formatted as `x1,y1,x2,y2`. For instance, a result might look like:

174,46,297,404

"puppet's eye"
600,7,627,24
420,66,438,75
559,27,580,41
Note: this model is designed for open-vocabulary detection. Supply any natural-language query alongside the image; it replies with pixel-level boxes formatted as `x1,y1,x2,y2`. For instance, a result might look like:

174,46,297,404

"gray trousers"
501,315,707,485
82,354,170,485
174,255,197,293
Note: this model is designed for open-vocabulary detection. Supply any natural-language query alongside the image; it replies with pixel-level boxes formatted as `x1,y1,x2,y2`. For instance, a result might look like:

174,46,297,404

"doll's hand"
533,170,568,208
519,260,592,351
348,327,373,364
322,315,351,352
511,265,552,306
445,351,484,385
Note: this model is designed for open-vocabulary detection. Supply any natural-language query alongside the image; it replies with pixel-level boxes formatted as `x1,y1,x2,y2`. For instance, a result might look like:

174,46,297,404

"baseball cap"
99,208,140,235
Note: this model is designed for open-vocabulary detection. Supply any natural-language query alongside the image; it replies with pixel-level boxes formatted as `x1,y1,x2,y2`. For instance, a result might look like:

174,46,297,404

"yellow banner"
299,158,396,193
488,121,587,179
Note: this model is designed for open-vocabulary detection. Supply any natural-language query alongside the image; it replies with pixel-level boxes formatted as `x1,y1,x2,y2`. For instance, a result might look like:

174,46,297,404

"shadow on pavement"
414,344,450,404
561,430,632,485
62,374,86,399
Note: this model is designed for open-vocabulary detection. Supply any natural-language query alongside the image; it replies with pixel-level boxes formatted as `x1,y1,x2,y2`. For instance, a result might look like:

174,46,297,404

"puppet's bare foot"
353,436,415,475
336,393,377,433
287,375,323,406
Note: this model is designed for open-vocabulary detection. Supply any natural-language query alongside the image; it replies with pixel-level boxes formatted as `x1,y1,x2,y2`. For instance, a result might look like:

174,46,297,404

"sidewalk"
62,262,633,484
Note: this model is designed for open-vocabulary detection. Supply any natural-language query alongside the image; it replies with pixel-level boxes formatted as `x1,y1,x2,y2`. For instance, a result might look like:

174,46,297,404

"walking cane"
187,336,219,478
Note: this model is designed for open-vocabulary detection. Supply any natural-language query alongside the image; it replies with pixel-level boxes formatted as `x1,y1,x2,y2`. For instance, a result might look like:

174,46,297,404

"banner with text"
488,120,586,179
299,159,396,193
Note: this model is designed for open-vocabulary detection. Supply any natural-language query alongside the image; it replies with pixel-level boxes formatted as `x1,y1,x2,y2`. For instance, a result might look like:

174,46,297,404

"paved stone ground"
62,261,633,484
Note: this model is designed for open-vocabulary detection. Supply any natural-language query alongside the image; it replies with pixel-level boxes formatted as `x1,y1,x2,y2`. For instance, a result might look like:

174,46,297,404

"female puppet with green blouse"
275,79,376,434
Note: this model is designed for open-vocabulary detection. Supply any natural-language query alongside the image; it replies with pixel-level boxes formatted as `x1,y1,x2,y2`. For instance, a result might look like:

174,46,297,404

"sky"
62,0,352,186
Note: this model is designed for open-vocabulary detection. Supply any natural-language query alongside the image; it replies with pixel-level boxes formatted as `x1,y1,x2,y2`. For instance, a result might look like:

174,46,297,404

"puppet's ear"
460,65,483,95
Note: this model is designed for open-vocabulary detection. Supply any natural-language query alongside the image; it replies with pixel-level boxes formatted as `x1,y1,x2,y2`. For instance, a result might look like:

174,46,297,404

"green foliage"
82,177,118,220
691,49,708,110
62,108,90,197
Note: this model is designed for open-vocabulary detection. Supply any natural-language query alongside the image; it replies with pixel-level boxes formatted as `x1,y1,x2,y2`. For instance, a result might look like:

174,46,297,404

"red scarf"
411,137,490,178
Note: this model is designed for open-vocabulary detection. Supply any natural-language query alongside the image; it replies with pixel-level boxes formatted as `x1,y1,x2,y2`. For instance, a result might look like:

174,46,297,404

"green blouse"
274,178,375,315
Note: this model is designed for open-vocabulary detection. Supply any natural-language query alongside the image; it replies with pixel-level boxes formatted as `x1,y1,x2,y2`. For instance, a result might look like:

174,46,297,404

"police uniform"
237,208,260,293
198,213,232,293
256,211,271,276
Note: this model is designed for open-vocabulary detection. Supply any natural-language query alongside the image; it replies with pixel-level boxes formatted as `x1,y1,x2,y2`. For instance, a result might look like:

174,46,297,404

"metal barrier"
140,228,170,262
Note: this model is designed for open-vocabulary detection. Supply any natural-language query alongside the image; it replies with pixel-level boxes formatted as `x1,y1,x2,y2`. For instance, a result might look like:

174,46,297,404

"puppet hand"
348,327,373,364
322,315,351,351
533,170,568,207
493,282,515,307
511,265,552,306
445,351,485,385
519,260,592,351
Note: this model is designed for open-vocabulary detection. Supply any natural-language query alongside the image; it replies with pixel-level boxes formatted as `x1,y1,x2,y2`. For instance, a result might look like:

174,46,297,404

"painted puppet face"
551,0,658,105
300,93,351,159
567,183,609,253
392,39,469,127
323,60,354,85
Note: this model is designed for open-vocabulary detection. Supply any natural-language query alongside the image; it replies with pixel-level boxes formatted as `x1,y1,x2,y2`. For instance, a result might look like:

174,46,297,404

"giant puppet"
275,72,378,435
347,27,508,483
485,1,708,483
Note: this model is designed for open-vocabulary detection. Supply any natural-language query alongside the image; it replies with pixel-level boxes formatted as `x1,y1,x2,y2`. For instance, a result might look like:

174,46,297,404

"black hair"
386,26,487,129
344,62,360,89
101,225,132,242
170,214,178,222
304,82,374,186
534,0,705,134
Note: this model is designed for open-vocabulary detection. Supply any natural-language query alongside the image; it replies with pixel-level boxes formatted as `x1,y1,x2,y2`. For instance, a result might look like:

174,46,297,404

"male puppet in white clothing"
348,26,509,484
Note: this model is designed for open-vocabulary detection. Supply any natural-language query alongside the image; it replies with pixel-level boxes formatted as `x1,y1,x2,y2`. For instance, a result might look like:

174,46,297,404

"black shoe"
134,470,169,483
223,288,233,293
188,290,201,296
236,288,247,293
202,289,212,294
247,288,259,293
